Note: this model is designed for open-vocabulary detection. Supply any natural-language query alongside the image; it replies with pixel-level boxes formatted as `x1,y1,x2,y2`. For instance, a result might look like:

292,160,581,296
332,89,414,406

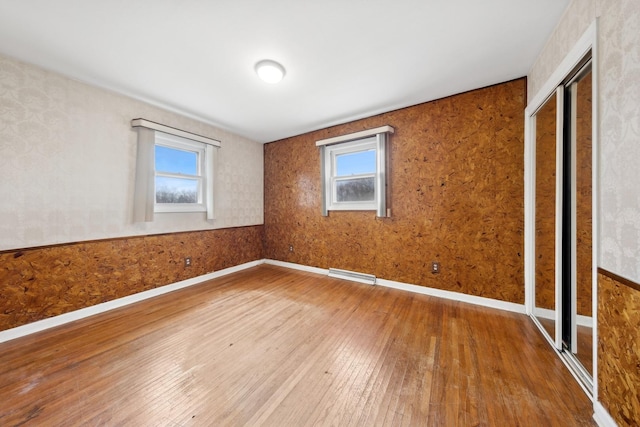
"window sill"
155,204,207,213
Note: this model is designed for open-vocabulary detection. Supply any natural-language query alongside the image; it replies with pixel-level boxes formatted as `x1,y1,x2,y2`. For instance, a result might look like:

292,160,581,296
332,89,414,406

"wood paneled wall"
264,79,526,303
598,270,640,427
0,226,264,331
534,93,557,311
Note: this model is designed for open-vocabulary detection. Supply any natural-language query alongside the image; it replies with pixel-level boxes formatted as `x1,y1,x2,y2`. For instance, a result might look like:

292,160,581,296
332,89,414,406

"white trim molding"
265,259,526,314
0,259,265,344
132,122,219,223
1,258,527,345
131,118,221,147
264,259,328,275
524,18,599,403
593,401,617,427
533,307,593,328
526,21,597,118
319,127,391,217
315,125,394,147
376,277,525,314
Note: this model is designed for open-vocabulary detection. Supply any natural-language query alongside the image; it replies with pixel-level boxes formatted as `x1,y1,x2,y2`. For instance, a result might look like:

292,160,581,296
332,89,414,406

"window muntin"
317,125,391,217
132,119,220,222
325,138,379,211
154,133,206,213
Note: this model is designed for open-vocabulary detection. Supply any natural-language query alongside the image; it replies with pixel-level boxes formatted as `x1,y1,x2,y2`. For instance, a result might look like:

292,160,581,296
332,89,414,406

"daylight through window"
154,133,205,210
330,138,377,207
132,119,220,222
317,126,393,217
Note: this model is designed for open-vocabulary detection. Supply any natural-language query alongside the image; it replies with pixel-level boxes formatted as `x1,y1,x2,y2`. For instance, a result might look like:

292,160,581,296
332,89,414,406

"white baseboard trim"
376,278,526,314
577,314,593,328
0,259,265,344
532,306,555,321
4,256,612,423
533,307,593,327
1,258,526,344
264,259,329,275
593,401,617,427
265,259,525,315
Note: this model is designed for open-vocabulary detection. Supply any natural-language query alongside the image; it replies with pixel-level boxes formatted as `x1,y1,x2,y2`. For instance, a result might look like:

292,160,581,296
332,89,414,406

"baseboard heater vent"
328,268,376,285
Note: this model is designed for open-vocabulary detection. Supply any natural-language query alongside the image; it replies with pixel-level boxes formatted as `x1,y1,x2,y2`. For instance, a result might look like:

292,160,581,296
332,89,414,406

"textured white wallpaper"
0,54,263,251
528,0,640,283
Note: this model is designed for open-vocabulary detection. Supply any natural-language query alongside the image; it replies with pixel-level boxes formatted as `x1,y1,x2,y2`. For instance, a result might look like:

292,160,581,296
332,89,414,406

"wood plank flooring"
538,318,593,376
0,264,594,426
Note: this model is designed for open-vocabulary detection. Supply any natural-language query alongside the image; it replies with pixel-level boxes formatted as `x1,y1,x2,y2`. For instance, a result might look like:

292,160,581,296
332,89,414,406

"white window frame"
154,132,206,213
132,119,219,222
325,138,378,211
317,125,393,217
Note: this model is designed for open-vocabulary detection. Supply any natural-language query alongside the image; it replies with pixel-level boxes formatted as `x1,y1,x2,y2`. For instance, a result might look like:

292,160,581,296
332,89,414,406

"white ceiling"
0,0,568,143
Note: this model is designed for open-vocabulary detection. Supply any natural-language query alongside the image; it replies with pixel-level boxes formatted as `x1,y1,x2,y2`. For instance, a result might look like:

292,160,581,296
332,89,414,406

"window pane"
155,176,198,203
155,145,197,175
336,177,375,202
336,150,375,176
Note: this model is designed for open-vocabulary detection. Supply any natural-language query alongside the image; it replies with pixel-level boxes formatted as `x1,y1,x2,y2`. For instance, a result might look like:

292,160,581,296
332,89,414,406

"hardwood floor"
0,264,594,426
537,317,593,376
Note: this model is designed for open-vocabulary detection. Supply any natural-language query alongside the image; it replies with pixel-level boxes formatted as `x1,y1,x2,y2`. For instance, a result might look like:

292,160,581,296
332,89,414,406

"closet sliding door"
563,63,593,380
527,50,595,395
533,91,561,345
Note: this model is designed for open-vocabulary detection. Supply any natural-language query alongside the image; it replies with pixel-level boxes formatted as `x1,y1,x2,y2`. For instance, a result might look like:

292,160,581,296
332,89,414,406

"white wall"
528,0,640,283
0,54,264,251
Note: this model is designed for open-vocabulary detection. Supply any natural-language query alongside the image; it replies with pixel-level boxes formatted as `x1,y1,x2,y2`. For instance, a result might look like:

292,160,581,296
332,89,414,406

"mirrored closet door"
534,91,559,343
563,62,593,381
530,56,594,393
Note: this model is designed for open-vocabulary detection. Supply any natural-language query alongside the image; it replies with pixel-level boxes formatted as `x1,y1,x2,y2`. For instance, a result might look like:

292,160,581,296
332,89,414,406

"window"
154,133,205,212
317,126,393,217
327,138,377,209
132,119,220,222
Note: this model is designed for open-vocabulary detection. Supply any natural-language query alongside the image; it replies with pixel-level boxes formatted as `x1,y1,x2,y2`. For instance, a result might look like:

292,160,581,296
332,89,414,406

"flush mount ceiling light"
255,59,286,84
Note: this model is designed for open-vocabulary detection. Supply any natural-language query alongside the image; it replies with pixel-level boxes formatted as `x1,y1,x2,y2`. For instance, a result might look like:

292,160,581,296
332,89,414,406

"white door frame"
524,20,599,399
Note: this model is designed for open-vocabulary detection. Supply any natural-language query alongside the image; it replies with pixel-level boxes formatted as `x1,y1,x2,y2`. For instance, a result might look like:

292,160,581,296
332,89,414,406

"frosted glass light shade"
255,60,285,84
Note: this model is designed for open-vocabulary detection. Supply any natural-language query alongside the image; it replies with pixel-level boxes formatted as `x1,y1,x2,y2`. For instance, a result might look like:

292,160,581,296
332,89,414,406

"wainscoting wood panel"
598,270,640,427
0,265,594,426
265,78,525,303
0,226,264,331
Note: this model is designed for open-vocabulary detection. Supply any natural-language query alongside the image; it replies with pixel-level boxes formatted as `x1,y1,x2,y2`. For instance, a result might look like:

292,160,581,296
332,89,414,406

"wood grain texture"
534,73,592,316
534,92,557,312
264,79,525,303
575,71,593,317
0,226,264,331
0,264,594,426
598,271,640,427
539,317,593,376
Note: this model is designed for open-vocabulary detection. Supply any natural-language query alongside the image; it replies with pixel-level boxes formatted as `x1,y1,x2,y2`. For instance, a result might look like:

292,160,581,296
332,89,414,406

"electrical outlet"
185,257,192,267
431,261,440,274
289,245,294,252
